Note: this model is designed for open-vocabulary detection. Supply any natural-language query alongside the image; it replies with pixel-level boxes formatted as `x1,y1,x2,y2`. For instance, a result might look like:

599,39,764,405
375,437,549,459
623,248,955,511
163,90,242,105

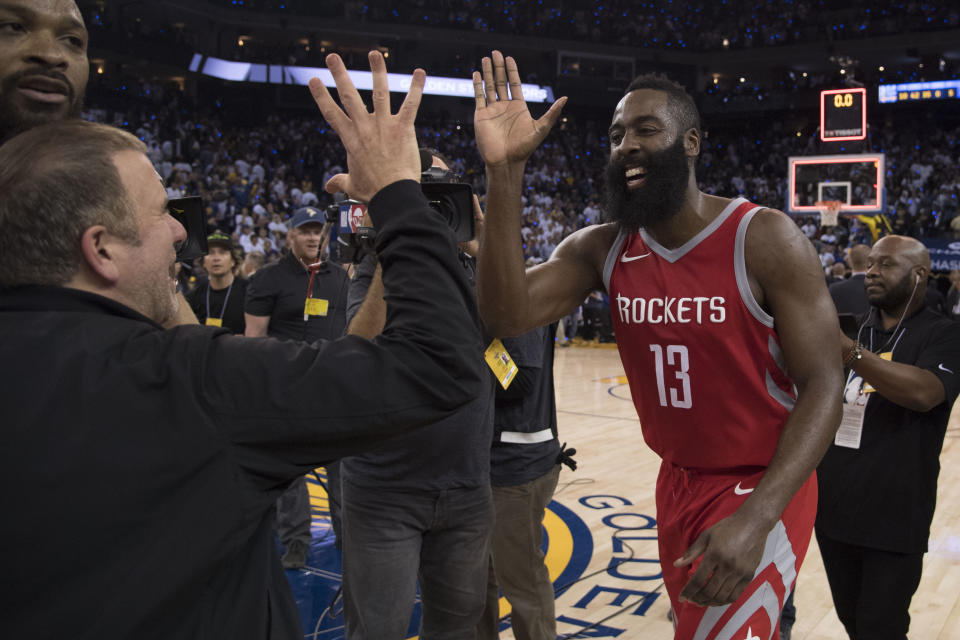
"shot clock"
820,88,867,142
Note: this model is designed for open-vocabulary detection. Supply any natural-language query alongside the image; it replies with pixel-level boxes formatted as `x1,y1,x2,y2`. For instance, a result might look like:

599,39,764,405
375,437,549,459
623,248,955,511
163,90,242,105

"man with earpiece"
815,235,960,640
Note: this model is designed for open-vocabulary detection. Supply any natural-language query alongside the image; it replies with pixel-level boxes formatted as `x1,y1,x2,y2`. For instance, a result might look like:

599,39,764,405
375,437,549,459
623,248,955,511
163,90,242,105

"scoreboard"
820,88,867,142
878,79,960,104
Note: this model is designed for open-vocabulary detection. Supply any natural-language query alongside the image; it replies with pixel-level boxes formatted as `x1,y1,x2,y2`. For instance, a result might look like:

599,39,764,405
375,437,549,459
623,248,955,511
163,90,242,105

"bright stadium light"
190,54,555,103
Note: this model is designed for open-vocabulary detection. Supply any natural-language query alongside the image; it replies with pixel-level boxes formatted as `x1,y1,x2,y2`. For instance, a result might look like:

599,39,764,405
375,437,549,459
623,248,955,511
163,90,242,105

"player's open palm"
473,50,566,168
674,511,768,607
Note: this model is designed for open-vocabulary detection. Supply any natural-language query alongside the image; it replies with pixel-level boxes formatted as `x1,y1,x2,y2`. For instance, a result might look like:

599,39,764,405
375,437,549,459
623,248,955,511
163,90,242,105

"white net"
816,200,842,227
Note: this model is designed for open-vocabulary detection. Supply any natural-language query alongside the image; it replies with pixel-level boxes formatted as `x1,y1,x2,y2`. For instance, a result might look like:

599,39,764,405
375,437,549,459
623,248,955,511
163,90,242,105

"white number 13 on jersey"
650,344,692,409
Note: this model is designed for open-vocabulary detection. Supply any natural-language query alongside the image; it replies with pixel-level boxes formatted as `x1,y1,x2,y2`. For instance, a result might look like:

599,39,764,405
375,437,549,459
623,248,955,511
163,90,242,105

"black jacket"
0,181,482,639
828,273,869,318
342,251,493,490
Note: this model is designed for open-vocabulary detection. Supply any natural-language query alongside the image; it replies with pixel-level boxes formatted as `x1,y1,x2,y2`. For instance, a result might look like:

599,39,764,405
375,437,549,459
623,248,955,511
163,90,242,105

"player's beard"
0,70,84,144
602,136,691,232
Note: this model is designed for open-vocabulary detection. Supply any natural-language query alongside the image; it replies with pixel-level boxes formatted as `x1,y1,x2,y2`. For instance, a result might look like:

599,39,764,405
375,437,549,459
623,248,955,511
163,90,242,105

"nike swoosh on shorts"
734,482,754,495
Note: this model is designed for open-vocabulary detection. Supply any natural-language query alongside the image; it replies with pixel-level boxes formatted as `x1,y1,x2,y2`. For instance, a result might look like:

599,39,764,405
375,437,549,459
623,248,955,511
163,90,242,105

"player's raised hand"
673,511,768,607
309,51,425,202
472,50,567,168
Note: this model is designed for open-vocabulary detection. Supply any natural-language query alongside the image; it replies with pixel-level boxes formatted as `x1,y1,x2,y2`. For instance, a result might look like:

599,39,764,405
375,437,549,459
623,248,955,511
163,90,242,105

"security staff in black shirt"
817,235,960,639
245,206,350,568
245,207,349,342
187,232,248,333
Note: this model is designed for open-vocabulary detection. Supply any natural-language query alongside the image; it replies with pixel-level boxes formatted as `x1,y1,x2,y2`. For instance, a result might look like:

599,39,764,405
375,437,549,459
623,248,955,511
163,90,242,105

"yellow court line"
598,375,629,384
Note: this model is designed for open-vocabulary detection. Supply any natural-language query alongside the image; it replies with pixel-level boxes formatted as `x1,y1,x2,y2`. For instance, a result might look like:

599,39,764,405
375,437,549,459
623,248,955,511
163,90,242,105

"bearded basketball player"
473,51,843,639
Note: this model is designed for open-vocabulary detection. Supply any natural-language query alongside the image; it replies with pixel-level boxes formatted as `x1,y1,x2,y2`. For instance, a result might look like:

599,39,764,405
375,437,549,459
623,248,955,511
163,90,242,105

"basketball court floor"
291,344,960,639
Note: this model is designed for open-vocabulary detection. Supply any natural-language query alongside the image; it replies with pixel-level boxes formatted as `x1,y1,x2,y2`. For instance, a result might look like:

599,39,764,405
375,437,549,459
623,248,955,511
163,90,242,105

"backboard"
786,153,885,215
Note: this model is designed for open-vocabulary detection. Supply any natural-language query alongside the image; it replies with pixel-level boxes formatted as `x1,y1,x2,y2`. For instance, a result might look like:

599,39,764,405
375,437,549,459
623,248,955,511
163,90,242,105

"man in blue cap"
245,206,350,568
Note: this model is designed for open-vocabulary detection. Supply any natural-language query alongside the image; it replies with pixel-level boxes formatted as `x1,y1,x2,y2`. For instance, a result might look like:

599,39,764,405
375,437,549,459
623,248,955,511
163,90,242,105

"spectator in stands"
826,262,848,287
947,270,960,320
241,250,265,278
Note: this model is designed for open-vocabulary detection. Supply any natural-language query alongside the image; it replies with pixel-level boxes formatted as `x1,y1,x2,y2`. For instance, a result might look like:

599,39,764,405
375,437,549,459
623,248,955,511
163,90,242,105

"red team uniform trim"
603,198,817,639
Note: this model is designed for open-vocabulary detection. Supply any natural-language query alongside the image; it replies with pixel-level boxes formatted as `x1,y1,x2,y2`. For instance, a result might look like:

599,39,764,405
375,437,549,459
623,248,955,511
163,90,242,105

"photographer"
338,151,494,639
0,52,483,640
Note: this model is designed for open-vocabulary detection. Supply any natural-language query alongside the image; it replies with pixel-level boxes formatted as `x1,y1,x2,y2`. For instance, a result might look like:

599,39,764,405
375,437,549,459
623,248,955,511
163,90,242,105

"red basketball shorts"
656,462,817,640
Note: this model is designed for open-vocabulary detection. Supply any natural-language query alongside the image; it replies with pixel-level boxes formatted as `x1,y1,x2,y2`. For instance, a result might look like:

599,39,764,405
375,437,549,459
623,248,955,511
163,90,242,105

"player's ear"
683,127,700,157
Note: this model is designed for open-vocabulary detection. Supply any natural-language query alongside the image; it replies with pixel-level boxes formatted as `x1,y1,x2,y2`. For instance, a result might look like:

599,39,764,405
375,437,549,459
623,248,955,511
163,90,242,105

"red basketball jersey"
604,198,796,469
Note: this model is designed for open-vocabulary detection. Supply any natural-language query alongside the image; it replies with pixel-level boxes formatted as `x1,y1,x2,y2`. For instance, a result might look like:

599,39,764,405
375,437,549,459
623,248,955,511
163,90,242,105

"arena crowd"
82,78,960,276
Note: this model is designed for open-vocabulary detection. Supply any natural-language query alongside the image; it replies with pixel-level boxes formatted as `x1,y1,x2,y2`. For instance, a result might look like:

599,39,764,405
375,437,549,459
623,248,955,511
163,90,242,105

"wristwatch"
843,341,863,366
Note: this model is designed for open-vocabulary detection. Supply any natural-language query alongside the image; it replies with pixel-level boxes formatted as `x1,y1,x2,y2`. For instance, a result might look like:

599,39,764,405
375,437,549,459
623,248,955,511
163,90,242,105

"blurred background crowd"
75,0,960,327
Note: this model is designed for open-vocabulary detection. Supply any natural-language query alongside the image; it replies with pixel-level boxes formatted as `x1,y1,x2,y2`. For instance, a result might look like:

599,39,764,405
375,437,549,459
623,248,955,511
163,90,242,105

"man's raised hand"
472,51,567,169
309,51,425,202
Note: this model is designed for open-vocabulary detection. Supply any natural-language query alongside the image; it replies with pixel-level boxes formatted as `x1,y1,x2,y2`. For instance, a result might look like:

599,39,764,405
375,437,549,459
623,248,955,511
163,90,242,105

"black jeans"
816,531,923,640
276,475,311,548
341,480,493,639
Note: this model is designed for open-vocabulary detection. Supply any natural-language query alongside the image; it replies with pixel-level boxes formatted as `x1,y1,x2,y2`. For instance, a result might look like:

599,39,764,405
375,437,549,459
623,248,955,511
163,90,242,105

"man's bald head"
873,235,930,271
866,235,931,313
847,244,871,272
0,0,89,144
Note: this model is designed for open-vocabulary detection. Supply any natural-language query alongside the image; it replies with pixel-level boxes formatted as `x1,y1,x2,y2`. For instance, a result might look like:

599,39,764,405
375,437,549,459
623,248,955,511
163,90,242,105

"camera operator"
0,52,484,640
244,206,350,568
338,150,494,639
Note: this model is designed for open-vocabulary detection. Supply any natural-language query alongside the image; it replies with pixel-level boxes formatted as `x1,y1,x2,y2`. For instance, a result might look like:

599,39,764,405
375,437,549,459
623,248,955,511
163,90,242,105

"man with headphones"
816,235,960,639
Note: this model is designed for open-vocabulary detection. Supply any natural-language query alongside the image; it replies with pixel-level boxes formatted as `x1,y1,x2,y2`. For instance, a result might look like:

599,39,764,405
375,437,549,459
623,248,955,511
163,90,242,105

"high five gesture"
309,51,425,202
472,51,566,168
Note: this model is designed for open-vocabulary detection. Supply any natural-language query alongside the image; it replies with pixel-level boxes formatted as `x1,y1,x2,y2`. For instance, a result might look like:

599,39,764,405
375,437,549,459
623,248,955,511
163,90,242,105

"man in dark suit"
830,244,870,318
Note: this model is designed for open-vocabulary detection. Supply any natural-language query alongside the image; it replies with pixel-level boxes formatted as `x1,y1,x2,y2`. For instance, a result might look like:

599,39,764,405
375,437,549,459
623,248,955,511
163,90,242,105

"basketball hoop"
815,200,842,227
